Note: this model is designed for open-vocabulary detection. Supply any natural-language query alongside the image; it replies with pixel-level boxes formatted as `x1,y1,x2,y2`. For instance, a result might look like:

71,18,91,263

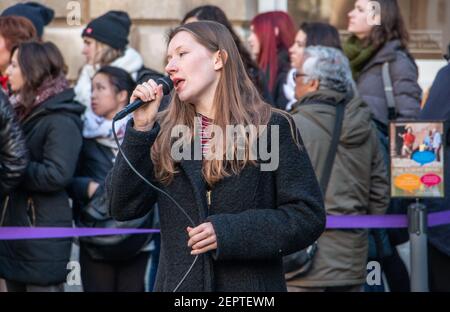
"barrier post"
408,200,429,292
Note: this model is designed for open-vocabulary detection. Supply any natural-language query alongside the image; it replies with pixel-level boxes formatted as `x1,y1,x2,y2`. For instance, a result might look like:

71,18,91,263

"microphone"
113,76,174,121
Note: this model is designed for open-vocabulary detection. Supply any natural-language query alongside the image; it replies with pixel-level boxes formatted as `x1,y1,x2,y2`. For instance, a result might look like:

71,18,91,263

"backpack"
78,184,155,261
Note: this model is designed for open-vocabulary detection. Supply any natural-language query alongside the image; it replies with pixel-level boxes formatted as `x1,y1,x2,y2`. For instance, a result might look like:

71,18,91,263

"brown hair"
0,16,37,71
0,16,37,50
12,41,66,119
300,22,342,50
366,0,409,50
181,5,265,94
152,21,283,187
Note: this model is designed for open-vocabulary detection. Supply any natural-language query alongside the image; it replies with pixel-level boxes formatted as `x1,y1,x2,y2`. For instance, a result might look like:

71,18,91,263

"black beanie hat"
1,2,55,37
82,11,131,50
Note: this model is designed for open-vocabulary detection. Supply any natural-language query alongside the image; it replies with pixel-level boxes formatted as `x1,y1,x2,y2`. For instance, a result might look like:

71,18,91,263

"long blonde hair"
152,21,293,187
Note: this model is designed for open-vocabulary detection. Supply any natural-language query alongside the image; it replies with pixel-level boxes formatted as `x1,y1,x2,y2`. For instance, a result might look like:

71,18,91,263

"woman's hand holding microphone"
130,79,164,132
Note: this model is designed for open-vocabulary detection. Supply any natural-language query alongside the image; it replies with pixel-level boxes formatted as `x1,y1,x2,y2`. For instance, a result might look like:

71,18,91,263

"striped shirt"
196,113,213,157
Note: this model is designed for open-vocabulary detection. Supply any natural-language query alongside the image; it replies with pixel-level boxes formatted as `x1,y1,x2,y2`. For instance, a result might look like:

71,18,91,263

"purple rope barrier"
326,214,408,229
0,211,449,240
0,227,159,240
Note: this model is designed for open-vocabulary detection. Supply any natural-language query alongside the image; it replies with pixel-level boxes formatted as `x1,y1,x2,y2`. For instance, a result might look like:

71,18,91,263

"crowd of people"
0,0,449,292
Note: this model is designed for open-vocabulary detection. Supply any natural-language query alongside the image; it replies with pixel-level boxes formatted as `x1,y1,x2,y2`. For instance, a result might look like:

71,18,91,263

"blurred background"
0,0,448,108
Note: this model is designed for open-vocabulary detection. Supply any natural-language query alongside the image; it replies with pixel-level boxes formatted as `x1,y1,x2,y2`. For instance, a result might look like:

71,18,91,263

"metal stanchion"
408,200,429,292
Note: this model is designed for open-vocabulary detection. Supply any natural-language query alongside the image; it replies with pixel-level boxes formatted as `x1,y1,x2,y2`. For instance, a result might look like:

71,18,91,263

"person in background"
420,58,450,292
286,22,342,111
421,44,450,108
0,16,37,93
0,90,29,293
344,0,422,292
0,41,84,292
182,5,272,104
1,1,54,39
0,11,42,294
248,11,296,109
76,12,164,290
344,0,421,126
75,11,146,139
70,66,152,292
0,91,28,198
289,46,389,292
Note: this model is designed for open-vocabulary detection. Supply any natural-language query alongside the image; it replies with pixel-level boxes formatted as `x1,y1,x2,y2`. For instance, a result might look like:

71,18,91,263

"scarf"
82,110,129,152
75,47,144,146
343,36,378,81
11,73,69,121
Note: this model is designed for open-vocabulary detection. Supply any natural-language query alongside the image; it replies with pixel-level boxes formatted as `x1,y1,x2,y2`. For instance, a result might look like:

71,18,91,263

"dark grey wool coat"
107,112,325,292
356,40,422,125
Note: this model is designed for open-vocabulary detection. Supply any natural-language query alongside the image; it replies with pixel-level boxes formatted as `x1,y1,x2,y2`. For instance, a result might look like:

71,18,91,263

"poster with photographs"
390,121,445,198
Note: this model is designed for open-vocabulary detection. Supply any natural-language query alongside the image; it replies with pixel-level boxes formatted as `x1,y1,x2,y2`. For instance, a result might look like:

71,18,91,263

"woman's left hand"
187,222,217,255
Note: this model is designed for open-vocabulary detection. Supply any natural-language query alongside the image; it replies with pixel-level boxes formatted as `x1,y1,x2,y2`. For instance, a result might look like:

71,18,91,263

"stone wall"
2,0,448,82
0,0,258,80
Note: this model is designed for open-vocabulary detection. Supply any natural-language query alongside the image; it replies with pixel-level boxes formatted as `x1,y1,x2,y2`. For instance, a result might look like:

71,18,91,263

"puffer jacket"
0,91,29,197
0,89,84,286
290,89,389,287
355,40,422,125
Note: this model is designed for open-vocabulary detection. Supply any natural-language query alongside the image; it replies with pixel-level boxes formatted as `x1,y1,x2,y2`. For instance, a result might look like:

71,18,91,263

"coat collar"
179,149,216,291
179,140,209,221
291,89,347,113
361,40,401,72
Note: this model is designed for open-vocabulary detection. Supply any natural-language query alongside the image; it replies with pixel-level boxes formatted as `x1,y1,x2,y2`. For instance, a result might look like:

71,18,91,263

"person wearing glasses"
288,46,389,292
286,22,342,111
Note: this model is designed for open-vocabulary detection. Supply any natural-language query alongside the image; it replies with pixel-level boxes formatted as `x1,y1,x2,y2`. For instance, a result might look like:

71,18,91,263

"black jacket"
0,89,84,285
107,112,325,292
248,67,274,106
70,139,116,206
420,63,450,257
272,49,292,110
70,138,153,261
0,91,29,197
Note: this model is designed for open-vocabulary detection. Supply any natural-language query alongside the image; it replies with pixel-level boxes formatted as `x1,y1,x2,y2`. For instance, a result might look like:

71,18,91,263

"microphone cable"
112,120,199,292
